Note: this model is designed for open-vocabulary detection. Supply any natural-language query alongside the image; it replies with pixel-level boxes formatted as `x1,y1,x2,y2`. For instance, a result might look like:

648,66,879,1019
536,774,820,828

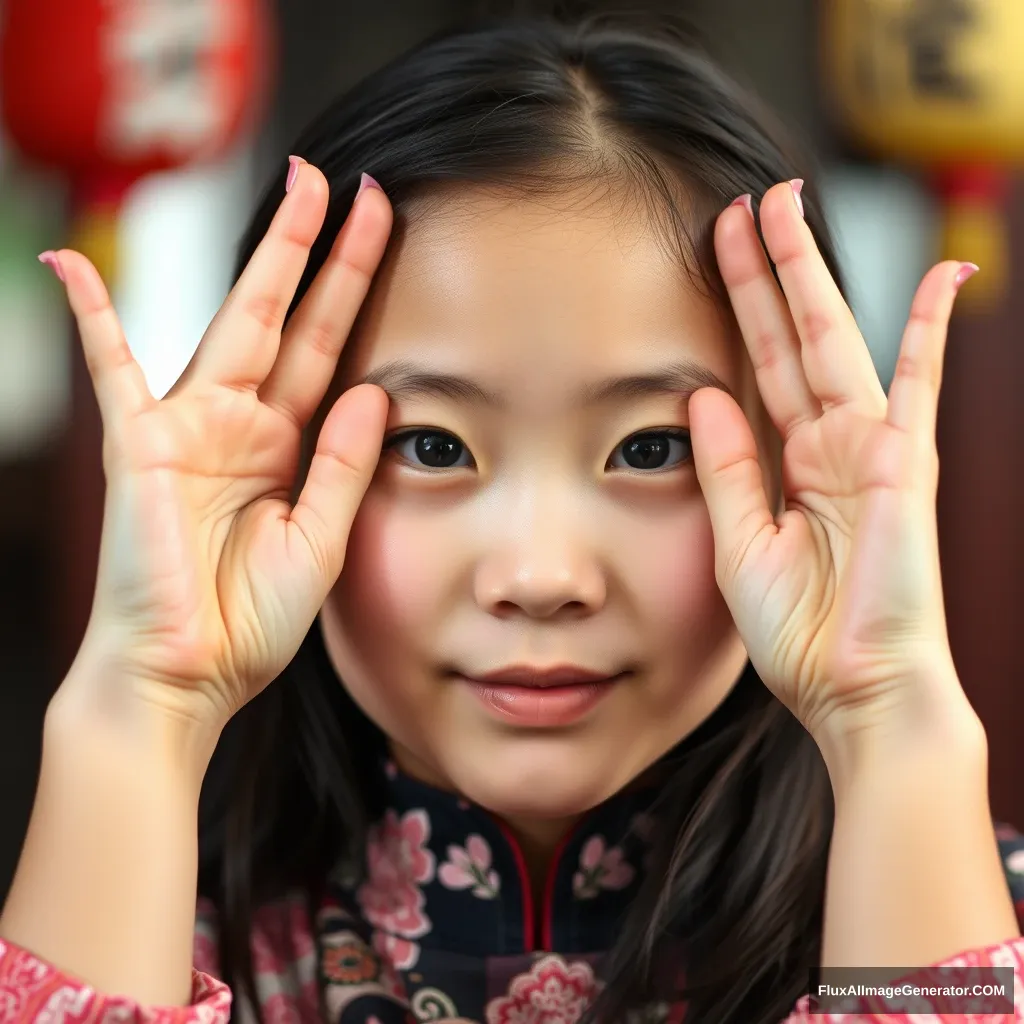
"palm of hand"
697,181,970,740
737,404,946,733
55,162,393,728
98,389,306,712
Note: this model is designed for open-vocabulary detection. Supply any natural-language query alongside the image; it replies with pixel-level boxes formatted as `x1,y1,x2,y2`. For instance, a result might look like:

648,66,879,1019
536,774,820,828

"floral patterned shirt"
3,758,1024,1024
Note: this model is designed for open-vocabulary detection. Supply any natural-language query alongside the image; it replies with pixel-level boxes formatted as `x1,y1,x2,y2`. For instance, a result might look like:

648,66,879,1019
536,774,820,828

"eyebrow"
359,358,732,408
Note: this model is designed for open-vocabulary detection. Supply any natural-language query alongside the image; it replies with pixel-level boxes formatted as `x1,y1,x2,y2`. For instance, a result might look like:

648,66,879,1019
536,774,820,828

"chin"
440,734,643,820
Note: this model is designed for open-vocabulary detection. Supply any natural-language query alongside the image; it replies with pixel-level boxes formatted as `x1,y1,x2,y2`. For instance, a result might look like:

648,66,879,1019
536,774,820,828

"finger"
40,249,157,433
758,180,887,413
886,261,975,438
183,157,330,390
289,383,389,587
715,196,821,440
690,386,775,584
258,176,393,427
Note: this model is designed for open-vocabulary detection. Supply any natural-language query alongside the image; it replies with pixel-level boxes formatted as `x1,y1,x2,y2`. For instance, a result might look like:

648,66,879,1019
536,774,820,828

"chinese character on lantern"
101,0,246,159
1,0,273,282
903,0,977,100
824,0,1024,306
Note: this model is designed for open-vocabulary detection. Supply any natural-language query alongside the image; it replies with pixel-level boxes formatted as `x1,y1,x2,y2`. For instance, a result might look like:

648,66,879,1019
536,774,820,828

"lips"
465,665,619,688
457,665,628,727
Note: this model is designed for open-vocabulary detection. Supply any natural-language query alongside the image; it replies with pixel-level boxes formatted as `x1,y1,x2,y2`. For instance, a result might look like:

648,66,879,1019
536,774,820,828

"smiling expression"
315,187,777,820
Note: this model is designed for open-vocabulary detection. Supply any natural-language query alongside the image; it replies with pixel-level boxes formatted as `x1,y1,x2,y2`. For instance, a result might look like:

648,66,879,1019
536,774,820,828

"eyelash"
381,427,693,474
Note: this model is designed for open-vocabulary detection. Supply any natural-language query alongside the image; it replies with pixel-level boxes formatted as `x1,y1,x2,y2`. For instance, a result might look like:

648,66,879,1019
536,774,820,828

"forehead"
334,188,749,405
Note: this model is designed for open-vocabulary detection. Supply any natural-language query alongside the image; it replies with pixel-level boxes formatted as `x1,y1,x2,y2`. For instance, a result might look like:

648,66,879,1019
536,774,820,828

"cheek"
626,502,730,642
335,493,451,636
325,492,454,727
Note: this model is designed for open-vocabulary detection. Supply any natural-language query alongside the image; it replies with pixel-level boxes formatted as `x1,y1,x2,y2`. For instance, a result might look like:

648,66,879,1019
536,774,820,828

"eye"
383,429,475,470
607,428,692,472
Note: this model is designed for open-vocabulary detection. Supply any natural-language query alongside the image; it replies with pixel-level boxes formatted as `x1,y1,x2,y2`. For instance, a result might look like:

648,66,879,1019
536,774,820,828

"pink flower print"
372,927,422,972
252,925,290,976
439,834,501,898
572,835,635,899
356,808,436,969
192,929,220,978
485,954,600,1024
262,992,304,1024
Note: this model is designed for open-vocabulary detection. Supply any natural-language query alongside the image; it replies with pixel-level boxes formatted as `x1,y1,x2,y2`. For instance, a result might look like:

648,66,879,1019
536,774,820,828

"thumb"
289,383,389,587
690,387,774,582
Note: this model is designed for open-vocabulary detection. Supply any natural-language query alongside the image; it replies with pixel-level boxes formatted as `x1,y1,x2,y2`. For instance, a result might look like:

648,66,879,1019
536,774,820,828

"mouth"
454,666,631,727
464,664,625,688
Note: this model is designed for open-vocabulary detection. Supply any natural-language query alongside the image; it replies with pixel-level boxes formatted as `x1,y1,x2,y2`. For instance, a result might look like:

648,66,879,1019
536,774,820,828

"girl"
2,10,1023,1024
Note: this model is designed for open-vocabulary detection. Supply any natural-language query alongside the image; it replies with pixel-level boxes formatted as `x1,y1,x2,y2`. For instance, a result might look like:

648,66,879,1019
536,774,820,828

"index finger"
172,157,330,394
714,195,821,441
258,174,393,427
758,180,887,414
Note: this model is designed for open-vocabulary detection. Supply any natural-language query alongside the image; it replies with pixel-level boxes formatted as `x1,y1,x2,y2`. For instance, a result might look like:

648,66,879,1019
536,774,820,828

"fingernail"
355,172,384,200
729,194,753,215
790,179,805,219
286,155,304,193
954,262,980,290
38,250,65,282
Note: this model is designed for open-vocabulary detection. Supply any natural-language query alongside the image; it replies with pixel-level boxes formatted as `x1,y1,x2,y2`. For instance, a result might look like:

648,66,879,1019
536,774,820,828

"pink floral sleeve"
0,899,232,1024
0,891,322,1024
0,938,231,1023
781,934,1024,1022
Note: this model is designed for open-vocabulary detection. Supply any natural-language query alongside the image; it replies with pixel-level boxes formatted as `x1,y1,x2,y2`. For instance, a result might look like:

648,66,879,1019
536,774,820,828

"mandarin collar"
325,756,659,961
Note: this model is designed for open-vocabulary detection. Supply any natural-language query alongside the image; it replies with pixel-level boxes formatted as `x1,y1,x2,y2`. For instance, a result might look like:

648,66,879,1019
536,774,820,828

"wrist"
821,705,1015,966
6,673,212,1007
810,660,988,795
47,665,223,794
831,718,988,804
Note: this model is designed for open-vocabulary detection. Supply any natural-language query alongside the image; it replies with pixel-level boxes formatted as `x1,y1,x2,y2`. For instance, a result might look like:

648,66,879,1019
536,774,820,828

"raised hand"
46,161,393,732
691,180,977,750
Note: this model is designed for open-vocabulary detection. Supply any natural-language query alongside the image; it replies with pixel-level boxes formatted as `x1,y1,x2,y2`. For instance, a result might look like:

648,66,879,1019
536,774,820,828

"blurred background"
1,0,1022,901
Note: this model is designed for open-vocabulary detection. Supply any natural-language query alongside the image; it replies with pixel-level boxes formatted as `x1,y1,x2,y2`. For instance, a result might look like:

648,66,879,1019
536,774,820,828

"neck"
499,812,583,908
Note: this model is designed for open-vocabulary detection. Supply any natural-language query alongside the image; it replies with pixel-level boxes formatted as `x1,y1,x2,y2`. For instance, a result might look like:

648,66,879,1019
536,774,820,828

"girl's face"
318,187,775,821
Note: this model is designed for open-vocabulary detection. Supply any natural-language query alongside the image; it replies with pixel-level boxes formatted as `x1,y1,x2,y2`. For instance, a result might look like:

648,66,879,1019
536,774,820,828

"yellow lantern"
823,0,1024,306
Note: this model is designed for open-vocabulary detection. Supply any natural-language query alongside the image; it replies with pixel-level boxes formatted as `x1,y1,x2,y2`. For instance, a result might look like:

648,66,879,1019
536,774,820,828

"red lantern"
1,0,274,280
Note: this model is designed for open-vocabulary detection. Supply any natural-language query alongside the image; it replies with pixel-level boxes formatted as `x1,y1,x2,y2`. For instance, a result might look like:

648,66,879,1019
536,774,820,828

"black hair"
198,8,837,1023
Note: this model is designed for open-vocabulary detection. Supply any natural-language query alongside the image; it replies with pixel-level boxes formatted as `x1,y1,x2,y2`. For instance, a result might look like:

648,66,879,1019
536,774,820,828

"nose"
473,503,607,619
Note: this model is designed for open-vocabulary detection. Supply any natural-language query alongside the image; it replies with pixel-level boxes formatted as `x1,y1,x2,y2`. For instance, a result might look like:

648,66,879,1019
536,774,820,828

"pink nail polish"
286,155,303,193
356,172,384,198
790,179,805,219
954,262,980,290
38,250,65,282
729,194,753,215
